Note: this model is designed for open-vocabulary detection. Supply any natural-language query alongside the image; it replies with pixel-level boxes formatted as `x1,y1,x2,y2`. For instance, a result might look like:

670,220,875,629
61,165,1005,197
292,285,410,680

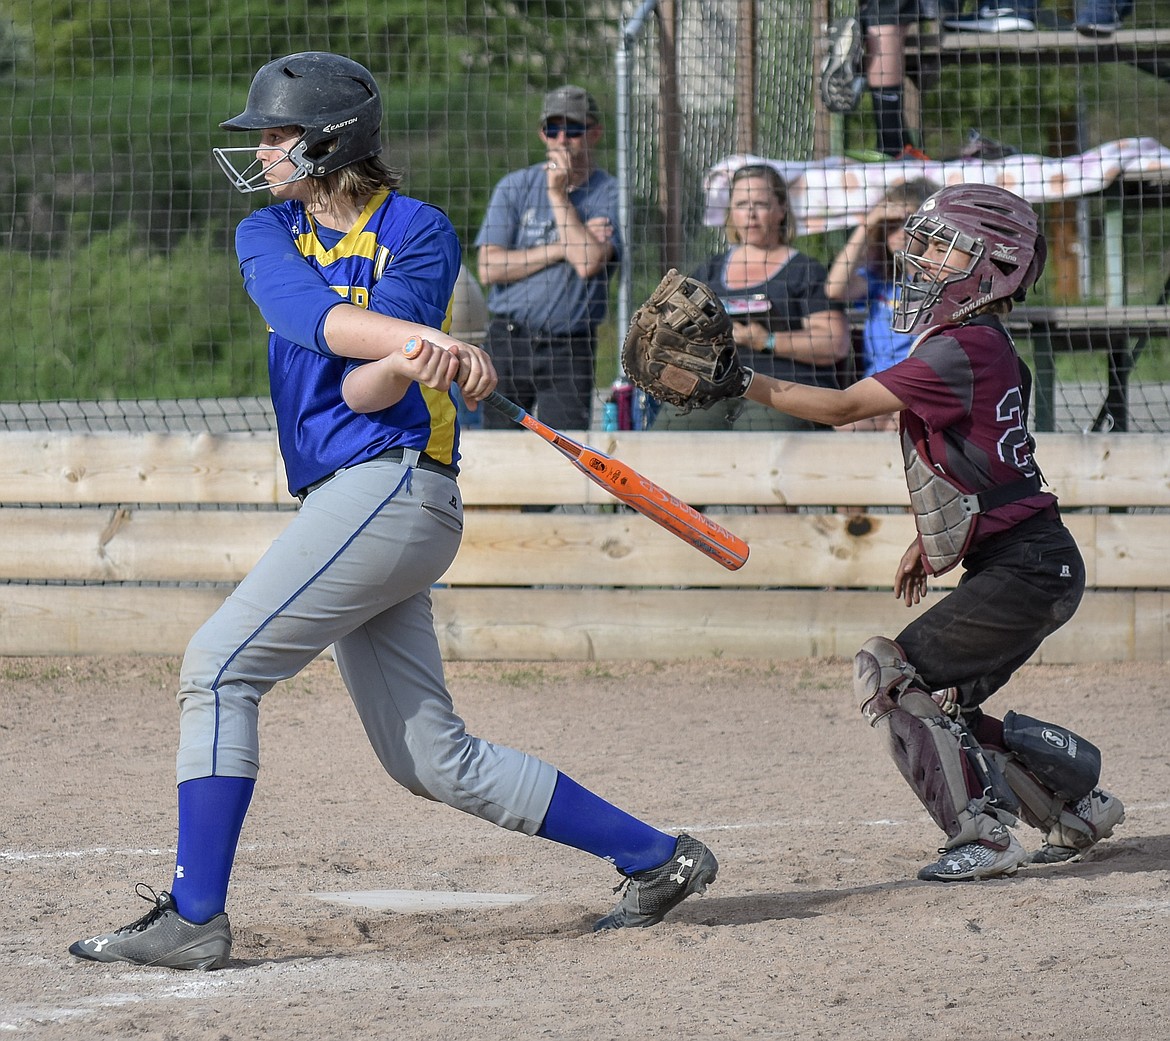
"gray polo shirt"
474,163,621,335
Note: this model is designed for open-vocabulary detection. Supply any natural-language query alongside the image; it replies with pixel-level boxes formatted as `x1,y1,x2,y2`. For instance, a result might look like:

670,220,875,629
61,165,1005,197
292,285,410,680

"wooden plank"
0,508,289,582
1,585,1164,662
2,504,1169,590
5,431,1170,508
0,506,921,588
0,431,290,505
1037,435,1170,507
1093,515,1170,587
0,585,228,655
907,27,1170,70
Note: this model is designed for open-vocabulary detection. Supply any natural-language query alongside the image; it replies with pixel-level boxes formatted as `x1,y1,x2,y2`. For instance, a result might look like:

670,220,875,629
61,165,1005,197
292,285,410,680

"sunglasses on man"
541,121,590,139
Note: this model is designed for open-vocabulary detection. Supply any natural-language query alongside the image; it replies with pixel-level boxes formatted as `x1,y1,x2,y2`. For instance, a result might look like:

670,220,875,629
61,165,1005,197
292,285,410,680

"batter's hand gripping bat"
403,338,750,570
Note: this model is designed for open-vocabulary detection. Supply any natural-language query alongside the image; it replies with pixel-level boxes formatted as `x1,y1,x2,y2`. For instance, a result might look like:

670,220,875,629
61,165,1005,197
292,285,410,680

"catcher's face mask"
892,217,982,335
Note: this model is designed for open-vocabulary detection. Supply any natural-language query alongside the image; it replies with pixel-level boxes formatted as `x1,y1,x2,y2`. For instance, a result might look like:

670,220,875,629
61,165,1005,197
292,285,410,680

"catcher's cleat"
594,834,718,931
1030,788,1125,864
69,884,231,970
917,832,1028,882
819,16,865,114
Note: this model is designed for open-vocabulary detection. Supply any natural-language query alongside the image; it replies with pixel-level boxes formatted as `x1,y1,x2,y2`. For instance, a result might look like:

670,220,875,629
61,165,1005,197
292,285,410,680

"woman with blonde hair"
654,164,850,431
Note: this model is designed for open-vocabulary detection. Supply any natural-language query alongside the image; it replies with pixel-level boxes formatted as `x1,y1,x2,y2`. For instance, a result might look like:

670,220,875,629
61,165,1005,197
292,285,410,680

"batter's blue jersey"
234,188,462,496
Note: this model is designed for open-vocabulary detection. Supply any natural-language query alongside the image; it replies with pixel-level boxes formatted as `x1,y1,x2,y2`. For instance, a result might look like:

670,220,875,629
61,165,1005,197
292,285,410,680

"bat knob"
403,337,421,358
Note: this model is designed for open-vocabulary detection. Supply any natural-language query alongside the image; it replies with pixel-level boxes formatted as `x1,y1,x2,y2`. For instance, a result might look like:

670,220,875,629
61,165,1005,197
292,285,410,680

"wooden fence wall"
1,431,1167,661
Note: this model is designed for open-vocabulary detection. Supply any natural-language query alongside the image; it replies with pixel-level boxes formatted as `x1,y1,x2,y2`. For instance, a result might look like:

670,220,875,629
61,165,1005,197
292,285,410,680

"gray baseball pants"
175,454,558,834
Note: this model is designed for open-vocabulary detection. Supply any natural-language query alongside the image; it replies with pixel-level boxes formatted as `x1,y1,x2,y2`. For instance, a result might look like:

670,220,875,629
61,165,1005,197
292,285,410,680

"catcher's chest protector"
903,447,977,576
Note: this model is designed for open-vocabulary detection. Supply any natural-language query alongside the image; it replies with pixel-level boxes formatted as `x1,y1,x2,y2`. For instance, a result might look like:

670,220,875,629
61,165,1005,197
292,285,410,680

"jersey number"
996,388,1035,473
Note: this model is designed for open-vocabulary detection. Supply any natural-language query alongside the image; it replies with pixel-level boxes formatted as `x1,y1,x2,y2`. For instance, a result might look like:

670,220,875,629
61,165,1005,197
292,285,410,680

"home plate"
312,889,535,912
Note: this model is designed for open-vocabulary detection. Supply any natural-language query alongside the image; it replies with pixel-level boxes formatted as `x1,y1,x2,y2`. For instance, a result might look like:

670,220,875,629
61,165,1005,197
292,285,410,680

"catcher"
624,184,1124,881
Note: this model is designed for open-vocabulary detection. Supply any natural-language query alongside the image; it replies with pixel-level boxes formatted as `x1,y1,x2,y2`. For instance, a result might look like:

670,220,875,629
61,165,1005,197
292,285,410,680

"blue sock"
169,775,255,923
536,772,677,875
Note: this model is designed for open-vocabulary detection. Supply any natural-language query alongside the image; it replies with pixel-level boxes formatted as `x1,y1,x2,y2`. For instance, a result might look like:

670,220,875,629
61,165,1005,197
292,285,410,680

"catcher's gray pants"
176,455,557,835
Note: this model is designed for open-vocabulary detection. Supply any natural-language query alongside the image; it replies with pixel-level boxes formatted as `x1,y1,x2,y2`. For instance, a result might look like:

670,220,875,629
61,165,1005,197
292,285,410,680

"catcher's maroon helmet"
891,183,1047,335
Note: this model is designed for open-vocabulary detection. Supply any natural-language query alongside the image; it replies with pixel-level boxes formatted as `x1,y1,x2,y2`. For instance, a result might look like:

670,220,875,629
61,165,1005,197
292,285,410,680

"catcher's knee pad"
854,636,920,725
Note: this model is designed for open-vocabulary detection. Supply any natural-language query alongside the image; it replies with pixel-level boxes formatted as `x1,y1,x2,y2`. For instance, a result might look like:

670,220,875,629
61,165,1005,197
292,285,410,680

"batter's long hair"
303,155,403,208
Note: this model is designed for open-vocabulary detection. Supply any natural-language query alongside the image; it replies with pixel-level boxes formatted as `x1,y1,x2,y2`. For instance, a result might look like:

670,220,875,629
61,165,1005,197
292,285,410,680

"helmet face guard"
891,184,1045,336
892,215,986,335
214,52,382,194
213,138,315,194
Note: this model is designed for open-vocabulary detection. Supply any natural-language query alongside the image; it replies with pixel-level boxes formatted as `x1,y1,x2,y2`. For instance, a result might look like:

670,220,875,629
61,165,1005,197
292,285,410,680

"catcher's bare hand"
893,539,929,606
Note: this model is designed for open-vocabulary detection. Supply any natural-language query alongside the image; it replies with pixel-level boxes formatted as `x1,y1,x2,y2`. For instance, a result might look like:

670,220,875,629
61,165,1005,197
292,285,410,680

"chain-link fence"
3,1,1170,433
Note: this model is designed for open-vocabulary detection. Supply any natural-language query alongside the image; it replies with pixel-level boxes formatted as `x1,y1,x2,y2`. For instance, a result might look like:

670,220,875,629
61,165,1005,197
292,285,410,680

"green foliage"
3,0,615,81
0,227,267,400
0,1,631,401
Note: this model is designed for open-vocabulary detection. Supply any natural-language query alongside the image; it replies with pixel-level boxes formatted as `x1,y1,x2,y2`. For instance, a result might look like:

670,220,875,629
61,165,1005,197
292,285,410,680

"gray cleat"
69,884,231,970
918,832,1028,882
1031,788,1125,864
594,834,718,931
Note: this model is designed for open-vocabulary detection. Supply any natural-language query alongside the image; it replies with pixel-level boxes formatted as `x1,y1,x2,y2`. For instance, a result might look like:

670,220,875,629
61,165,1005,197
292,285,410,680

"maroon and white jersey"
871,316,1056,548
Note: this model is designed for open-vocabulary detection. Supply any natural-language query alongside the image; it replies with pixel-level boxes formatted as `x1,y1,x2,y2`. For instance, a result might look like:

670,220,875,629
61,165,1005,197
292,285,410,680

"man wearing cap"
475,85,619,430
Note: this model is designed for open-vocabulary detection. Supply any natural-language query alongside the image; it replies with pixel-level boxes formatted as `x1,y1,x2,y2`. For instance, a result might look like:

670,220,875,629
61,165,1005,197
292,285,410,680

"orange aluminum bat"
402,338,749,570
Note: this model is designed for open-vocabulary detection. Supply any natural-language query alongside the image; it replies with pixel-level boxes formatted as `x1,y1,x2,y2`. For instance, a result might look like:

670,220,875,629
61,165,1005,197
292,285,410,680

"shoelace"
115,883,169,934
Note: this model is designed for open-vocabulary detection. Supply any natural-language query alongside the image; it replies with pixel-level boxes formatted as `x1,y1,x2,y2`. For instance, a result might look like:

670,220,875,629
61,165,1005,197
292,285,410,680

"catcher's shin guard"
1002,711,1101,802
985,713,1106,850
854,637,1015,850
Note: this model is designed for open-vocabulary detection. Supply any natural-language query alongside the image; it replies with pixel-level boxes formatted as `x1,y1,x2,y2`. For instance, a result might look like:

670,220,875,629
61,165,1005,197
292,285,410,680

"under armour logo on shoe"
669,854,695,885
84,936,111,952
175,865,185,878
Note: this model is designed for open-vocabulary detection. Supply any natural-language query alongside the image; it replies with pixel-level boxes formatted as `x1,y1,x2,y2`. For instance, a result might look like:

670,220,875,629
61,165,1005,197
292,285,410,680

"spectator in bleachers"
653,164,850,431
821,1,929,159
475,85,619,432
825,178,940,430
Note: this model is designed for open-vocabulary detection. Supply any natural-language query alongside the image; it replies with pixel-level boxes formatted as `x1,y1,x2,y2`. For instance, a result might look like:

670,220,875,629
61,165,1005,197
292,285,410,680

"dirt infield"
2,655,1168,1040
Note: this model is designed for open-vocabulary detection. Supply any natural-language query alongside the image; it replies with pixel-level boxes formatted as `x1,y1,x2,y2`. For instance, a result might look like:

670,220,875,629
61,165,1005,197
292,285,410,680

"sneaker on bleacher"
943,5,1036,31
1074,0,1131,37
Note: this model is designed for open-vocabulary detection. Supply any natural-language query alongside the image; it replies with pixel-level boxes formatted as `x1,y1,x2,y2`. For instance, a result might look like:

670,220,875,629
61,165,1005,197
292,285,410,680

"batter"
69,52,716,971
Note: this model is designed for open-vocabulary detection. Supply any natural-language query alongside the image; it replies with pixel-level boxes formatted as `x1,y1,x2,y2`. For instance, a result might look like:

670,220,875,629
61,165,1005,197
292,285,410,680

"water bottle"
602,400,619,432
611,379,634,430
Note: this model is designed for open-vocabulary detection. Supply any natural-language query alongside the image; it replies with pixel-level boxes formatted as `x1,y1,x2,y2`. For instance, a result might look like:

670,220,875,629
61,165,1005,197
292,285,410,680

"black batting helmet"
214,52,383,192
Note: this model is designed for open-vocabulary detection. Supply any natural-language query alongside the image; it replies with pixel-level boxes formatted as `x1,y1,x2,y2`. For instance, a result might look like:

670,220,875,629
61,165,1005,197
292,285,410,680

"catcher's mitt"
621,269,751,413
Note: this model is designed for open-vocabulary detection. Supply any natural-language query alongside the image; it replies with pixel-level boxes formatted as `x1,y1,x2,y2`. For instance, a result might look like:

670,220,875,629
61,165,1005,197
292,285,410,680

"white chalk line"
0,843,261,863
0,975,227,1032
5,802,1167,863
